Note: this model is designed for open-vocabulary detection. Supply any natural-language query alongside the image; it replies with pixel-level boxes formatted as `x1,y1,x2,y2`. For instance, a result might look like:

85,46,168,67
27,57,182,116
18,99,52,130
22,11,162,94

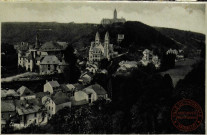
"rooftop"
17,86,35,97
39,41,63,51
87,84,107,95
47,80,60,88
40,55,60,65
52,91,70,105
1,100,15,112
1,89,19,98
16,99,41,115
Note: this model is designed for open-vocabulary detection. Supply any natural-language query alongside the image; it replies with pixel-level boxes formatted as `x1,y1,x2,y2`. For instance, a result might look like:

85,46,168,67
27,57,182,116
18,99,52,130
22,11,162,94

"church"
89,32,115,63
101,9,126,25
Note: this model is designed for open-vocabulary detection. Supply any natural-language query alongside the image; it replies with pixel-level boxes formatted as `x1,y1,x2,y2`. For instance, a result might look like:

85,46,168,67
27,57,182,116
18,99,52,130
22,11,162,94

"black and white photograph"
0,2,206,134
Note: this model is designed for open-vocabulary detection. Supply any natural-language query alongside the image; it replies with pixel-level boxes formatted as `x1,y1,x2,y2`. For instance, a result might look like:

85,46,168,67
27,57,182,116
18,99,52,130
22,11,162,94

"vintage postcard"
0,1,206,134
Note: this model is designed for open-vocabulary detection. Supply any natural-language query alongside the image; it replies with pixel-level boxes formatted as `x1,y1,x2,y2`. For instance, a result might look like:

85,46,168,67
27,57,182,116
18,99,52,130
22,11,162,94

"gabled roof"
16,99,41,115
87,84,107,95
57,41,68,50
39,41,63,51
17,86,35,97
73,83,85,90
1,100,15,112
93,44,104,53
1,89,19,98
46,80,60,88
40,55,60,65
52,91,70,105
60,84,75,93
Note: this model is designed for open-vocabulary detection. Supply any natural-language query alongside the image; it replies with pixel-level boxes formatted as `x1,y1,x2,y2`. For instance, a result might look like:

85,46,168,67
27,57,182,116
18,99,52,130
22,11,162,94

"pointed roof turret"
105,32,110,42
114,8,117,19
95,32,100,44
35,33,40,49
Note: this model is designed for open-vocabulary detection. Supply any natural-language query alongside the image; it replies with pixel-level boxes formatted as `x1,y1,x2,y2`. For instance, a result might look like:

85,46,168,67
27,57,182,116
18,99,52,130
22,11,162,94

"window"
48,65,50,70
34,113,37,117
2,114,4,118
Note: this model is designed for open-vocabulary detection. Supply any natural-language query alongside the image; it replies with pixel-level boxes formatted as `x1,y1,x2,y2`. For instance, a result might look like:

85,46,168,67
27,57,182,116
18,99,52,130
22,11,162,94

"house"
1,100,16,121
42,91,71,118
1,89,20,100
39,55,60,75
13,99,47,129
17,86,36,100
44,80,61,95
166,48,178,55
60,84,75,97
79,72,93,85
152,55,161,69
86,64,98,74
73,91,89,106
140,49,161,68
87,84,108,99
82,87,98,103
117,61,138,72
16,35,68,75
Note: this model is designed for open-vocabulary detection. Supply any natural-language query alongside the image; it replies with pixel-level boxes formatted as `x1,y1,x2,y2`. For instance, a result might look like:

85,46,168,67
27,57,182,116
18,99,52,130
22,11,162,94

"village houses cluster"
1,79,109,130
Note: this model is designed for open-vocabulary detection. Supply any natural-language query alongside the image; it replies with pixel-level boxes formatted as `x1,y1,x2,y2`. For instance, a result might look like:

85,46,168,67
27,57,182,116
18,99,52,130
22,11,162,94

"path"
1,72,39,83
160,57,201,87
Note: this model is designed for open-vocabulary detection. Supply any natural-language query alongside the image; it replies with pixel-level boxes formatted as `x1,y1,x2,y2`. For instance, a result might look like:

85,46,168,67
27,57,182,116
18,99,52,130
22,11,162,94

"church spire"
95,32,100,45
105,32,109,43
35,33,39,49
114,9,117,19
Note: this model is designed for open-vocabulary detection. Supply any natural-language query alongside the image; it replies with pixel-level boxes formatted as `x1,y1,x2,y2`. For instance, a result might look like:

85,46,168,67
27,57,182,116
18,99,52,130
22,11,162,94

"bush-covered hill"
2,21,205,55
155,27,205,50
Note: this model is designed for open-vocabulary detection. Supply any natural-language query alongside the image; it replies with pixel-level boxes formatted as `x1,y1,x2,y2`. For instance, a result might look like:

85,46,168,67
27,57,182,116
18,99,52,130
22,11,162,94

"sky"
0,2,205,34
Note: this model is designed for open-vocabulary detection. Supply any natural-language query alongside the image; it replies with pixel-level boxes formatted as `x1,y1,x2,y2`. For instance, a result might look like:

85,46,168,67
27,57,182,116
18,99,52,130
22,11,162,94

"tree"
161,53,176,71
63,45,81,83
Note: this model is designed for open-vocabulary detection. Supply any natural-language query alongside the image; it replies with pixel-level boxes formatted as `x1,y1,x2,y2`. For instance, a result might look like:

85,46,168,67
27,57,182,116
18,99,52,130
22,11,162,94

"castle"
101,9,126,25
89,32,116,63
17,34,68,75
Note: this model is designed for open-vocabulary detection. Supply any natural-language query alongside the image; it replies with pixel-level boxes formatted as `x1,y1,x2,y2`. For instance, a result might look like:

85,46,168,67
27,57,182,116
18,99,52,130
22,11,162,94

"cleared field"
160,57,201,87
1,72,39,83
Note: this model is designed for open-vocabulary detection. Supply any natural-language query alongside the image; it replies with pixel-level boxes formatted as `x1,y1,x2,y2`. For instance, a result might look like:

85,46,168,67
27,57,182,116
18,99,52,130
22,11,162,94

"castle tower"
95,32,100,45
104,32,109,59
114,9,117,19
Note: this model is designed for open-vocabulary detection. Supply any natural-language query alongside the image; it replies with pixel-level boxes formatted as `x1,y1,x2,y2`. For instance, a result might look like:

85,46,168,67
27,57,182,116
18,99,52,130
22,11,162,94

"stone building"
89,32,115,63
17,35,68,74
140,49,161,69
101,9,126,25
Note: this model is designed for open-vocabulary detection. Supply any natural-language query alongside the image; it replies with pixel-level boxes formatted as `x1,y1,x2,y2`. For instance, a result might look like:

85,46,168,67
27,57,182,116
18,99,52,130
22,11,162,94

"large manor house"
16,35,68,75
101,9,126,25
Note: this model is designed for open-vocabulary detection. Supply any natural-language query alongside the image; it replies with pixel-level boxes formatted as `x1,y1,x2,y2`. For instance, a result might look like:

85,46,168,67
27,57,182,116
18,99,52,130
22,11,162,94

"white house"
87,84,108,100
79,72,93,85
13,99,47,130
42,91,71,119
82,88,98,103
44,80,60,95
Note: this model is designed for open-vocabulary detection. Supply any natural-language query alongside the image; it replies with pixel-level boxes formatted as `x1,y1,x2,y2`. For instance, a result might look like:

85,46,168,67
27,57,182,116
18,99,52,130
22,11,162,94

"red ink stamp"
171,99,203,132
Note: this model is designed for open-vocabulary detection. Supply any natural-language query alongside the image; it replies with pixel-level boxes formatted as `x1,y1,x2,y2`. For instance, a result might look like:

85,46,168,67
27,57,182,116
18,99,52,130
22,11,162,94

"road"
160,57,201,87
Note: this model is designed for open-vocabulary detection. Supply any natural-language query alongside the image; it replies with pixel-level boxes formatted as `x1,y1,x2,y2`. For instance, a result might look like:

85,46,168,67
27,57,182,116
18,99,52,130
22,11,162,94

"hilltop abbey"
101,9,126,25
